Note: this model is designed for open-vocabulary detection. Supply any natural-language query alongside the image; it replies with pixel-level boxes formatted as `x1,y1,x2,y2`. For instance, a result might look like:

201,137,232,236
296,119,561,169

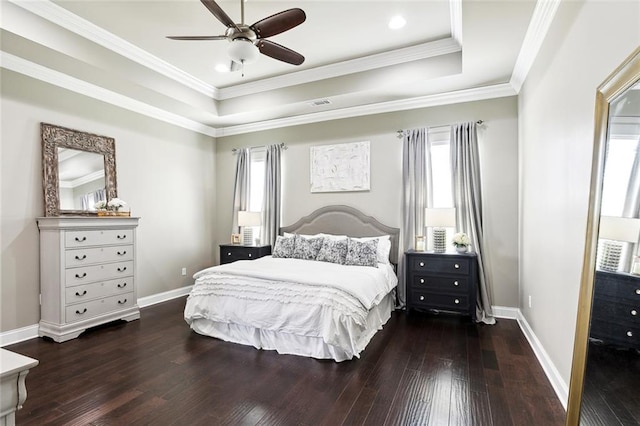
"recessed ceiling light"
215,63,230,73
388,15,406,30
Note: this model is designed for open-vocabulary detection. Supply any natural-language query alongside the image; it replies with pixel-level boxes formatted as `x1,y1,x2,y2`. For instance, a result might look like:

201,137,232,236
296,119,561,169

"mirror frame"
41,123,117,216
566,46,640,425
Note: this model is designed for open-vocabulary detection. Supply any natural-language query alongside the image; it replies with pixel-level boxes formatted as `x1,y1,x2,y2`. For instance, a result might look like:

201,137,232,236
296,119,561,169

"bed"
184,205,400,361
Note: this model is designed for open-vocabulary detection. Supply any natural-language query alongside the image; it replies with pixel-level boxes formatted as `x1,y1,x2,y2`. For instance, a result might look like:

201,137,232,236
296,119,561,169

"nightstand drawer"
411,292,470,311
410,257,470,275
412,275,469,293
590,320,640,348
220,245,271,264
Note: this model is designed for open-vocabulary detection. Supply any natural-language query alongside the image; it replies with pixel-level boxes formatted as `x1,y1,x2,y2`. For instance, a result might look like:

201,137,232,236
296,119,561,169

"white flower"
107,198,127,210
452,232,471,247
94,200,107,210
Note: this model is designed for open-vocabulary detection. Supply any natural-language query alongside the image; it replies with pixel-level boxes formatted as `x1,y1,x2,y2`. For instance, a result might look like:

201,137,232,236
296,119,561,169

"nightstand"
219,244,271,265
405,250,477,321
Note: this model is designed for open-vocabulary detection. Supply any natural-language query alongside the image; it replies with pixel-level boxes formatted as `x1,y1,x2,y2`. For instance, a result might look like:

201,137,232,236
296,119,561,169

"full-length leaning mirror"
41,123,117,216
566,47,640,425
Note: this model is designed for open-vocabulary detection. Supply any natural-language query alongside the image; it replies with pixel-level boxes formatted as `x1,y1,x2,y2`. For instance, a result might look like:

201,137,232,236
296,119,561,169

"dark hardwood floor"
7,297,565,425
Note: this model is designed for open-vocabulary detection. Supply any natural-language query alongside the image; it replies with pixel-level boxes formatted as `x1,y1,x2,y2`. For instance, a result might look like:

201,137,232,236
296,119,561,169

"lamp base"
598,240,622,272
433,228,446,253
243,227,254,246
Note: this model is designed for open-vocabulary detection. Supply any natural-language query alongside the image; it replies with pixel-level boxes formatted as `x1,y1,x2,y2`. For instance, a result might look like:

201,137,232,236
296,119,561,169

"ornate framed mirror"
41,123,117,216
566,47,640,425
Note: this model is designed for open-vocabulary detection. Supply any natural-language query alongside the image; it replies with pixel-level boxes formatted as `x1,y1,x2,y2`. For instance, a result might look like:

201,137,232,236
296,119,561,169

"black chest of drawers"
405,250,478,321
219,244,271,265
590,270,640,349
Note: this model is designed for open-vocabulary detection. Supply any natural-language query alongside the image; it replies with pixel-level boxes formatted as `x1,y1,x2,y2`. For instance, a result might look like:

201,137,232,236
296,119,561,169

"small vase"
455,245,468,254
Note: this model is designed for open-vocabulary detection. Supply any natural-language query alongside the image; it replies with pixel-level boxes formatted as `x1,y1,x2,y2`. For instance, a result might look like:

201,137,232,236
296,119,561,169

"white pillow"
351,235,391,264
283,232,324,239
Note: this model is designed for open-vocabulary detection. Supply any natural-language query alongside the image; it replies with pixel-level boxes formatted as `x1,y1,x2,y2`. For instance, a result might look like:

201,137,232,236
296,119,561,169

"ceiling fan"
167,0,306,74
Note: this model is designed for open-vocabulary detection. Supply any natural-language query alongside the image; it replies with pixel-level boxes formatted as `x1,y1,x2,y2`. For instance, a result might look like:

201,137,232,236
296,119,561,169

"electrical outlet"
528,295,532,308
181,267,187,276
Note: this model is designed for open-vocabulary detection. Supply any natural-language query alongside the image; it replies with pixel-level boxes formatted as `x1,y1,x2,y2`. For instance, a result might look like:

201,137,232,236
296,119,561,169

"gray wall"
215,96,520,308
1,70,216,332
518,0,640,386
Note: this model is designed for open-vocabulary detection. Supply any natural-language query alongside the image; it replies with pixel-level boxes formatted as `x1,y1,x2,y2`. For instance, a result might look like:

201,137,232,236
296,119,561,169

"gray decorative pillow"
345,238,378,267
316,238,348,265
272,235,296,258
292,235,324,260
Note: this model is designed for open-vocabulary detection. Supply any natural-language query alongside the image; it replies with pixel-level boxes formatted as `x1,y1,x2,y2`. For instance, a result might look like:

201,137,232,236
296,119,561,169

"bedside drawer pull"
117,267,127,272
420,278,425,284
75,308,87,315
454,264,460,269
419,262,424,267
118,299,128,305
248,253,252,258
453,281,459,286
117,235,127,240
636,289,640,295
75,236,87,242
627,331,633,337
75,254,87,260
75,273,87,279
632,309,637,316
419,296,425,301
75,290,87,297
117,250,127,256
117,282,127,289
228,252,232,256
454,299,460,304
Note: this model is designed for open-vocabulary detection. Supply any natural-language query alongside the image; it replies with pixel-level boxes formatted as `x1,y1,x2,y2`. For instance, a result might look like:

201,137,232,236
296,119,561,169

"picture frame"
310,141,370,192
231,233,241,244
415,235,426,252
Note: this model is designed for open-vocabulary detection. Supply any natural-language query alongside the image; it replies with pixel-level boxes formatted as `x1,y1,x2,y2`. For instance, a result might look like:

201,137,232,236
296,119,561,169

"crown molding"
217,38,461,100
509,0,562,93
217,83,516,137
450,0,463,46
9,0,217,98
1,51,218,137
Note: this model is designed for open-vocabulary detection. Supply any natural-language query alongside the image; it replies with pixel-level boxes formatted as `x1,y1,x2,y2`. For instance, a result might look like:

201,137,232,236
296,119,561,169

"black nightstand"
219,244,271,265
405,250,478,321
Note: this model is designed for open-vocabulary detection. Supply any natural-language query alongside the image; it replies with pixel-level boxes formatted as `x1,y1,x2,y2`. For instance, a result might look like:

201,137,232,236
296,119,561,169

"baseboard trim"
491,305,519,319
516,311,569,410
0,285,193,347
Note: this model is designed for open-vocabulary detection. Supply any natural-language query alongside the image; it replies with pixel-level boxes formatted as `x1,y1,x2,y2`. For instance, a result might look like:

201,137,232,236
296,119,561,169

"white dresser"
0,349,38,426
37,217,140,342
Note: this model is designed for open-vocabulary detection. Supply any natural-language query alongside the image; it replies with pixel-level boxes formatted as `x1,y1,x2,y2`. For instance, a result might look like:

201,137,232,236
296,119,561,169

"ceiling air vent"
310,99,331,107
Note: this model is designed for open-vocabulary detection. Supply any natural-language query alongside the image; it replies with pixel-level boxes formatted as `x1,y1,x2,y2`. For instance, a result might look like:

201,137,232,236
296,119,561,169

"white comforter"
184,256,397,358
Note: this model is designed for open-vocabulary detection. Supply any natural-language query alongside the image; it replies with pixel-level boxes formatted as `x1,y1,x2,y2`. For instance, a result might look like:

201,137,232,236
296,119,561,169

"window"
248,149,265,240
426,128,455,249
600,136,638,216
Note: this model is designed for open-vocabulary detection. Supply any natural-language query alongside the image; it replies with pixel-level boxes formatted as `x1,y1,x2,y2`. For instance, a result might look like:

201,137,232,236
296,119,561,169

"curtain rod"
396,120,484,139
232,143,287,154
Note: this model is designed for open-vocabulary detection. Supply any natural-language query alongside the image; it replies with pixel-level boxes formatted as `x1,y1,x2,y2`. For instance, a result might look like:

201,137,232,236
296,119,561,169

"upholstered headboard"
280,205,400,265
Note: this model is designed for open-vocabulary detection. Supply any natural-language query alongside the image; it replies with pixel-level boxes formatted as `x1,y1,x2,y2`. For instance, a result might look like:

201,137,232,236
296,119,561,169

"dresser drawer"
410,256,470,275
65,229,133,248
591,298,639,325
65,245,134,267
411,291,470,311
65,261,133,286
65,277,133,305
412,274,470,293
65,292,135,323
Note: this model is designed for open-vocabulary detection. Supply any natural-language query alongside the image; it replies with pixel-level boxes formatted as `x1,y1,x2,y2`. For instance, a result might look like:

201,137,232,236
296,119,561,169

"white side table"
0,349,38,426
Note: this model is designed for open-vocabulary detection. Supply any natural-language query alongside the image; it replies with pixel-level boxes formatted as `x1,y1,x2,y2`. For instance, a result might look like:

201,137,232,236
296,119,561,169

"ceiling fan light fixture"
228,39,260,64
388,15,406,30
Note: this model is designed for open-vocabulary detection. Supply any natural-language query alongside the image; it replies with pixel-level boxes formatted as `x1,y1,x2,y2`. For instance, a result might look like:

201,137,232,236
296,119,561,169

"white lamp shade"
599,216,640,242
425,208,456,228
238,211,262,227
228,39,260,64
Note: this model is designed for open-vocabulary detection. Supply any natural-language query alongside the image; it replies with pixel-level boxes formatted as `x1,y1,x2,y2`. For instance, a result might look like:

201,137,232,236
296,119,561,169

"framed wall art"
310,141,370,193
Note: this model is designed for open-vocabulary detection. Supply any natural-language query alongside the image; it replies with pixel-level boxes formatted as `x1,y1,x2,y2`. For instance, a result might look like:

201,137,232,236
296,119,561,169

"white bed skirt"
188,293,394,362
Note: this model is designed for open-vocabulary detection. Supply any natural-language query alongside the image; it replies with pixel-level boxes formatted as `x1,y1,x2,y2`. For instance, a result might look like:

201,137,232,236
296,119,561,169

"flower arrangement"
107,198,127,211
94,198,129,216
452,232,471,247
94,200,107,210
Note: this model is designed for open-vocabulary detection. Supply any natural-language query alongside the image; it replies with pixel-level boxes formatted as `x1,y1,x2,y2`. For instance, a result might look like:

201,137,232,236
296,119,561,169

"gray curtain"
81,188,106,210
620,137,640,270
399,128,433,308
451,122,495,324
231,148,250,235
261,144,282,246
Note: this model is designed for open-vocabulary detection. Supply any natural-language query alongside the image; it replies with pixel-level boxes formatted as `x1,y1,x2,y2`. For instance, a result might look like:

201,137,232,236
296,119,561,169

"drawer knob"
118,282,127,289
454,299,460,304
117,250,127,256
118,299,128,305
75,236,87,242
228,252,232,256
75,272,87,279
632,309,637,316
453,281,459,286
75,290,87,296
419,295,425,301
248,253,252,258
117,266,127,272
76,308,87,315
420,278,424,284
454,264,460,269
627,331,633,337
117,235,127,240
419,262,424,267
75,255,87,260
636,289,640,295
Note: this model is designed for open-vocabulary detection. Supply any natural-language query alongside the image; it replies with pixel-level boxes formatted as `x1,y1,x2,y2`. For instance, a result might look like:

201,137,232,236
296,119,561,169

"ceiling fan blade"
250,8,306,39
200,0,239,31
257,40,304,66
166,35,227,40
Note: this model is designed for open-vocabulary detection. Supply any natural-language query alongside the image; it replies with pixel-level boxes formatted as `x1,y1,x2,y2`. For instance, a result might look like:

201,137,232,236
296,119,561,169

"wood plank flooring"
7,297,565,425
